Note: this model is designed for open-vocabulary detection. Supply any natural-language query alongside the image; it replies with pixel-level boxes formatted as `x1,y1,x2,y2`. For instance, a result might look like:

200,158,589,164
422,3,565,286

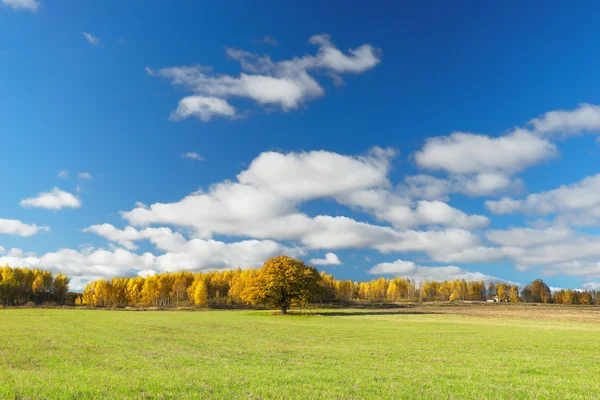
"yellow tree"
387,279,400,302
241,255,321,314
126,277,144,305
171,273,189,306
509,286,520,302
228,269,255,304
496,284,509,302
192,277,209,307
336,280,354,305
141,275,160,306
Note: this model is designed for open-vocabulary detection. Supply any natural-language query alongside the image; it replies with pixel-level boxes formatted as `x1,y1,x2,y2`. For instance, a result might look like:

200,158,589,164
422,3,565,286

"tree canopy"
521,279,552,303
241,255,321,314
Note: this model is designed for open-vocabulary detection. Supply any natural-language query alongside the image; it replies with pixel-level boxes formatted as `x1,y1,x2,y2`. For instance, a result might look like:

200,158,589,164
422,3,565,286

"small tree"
241,255,321,314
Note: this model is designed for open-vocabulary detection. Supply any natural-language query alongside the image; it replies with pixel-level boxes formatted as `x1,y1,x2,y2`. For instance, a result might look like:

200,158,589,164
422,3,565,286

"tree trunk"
280,306,287,314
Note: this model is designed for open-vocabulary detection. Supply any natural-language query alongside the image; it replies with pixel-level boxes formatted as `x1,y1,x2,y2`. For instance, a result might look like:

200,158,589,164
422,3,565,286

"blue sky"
2,0,600,290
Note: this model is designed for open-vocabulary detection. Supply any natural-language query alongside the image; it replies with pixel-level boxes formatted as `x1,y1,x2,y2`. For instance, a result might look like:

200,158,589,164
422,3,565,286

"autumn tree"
188,275,208,307
521,279,552,303
509,286,520,302
241,255,321,314
336,280,354,305
52,273,70,305
496,284,509,302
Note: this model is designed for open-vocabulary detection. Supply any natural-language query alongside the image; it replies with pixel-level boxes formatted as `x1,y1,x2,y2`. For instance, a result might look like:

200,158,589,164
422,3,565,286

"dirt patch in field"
413,303,600,323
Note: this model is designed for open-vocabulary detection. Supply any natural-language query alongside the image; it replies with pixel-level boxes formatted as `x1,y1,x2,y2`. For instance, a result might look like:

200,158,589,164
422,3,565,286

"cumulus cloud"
170,96,236,121
2,0,38,11
473,225,600,279
121,148,490,262
530,103,600,138
403,173,522,199
543,261,600,278
0,218,49,236
181,152,205,161
19,188,81,210
2,231,305,291
338,190,489,229
238,147,394,200
310,252,341,265
486,226,574,247
368,259,518,285
82,32,101,47
57,169,69,179
78,172,93,180
583,282,600,290
485,174,600,226
83,224,147,250
149,34,381,121
415,129,557,175
410,128,557,200
501,235,600,267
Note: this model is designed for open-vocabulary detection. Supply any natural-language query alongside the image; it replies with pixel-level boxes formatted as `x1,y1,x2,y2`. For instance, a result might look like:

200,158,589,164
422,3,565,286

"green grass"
1,307,599,399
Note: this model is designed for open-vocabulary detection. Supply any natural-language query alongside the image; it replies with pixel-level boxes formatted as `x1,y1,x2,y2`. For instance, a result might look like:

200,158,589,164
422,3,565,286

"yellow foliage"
241,255,321,314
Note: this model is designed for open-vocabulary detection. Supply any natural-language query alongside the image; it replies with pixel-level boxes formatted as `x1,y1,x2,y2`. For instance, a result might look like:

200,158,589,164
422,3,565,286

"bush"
24,301,37,309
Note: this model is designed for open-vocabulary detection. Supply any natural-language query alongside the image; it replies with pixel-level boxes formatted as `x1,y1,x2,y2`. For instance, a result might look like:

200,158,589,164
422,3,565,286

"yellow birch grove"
2,262,598,308
0,266,70,306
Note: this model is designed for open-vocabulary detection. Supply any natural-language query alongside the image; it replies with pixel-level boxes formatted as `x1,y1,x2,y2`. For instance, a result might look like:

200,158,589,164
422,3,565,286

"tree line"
76,261,600,308
0,266,70,306
2,259,599,308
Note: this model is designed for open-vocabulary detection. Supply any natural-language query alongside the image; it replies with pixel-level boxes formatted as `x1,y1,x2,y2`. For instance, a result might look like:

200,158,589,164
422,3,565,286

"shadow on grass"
314,310,438,317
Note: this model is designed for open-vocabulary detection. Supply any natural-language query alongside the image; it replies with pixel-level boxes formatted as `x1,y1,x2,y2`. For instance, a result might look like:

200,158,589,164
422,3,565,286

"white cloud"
339,190,489,229
83,224,146,250
415,129,557,175
181,152,204,161
149,34,381,121
486,226,574,247
543,261,600,278
530,103,600,138
57,169,69,179
485,174,600,226
373,228,501,264
478,225,600,278
0,218,49,236
582,282,600,290
1,227,305,289
238,147,394,200
170,96,236,121
78,172,92,180
484,197,522,215
501,235,600,267
307,34,381,74
121,148,489,262
368,259,518,285
403,173,521,199
20,188,81,210
2,0,38,11
310,252,341,265
82,32,101,47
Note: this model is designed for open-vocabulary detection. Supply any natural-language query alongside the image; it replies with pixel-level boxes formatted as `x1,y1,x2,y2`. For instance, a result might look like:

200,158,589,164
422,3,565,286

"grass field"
1,304,599,399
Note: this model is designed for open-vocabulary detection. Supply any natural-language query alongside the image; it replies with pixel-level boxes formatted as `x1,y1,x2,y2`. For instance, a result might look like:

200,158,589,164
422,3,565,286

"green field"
1,306,599,399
